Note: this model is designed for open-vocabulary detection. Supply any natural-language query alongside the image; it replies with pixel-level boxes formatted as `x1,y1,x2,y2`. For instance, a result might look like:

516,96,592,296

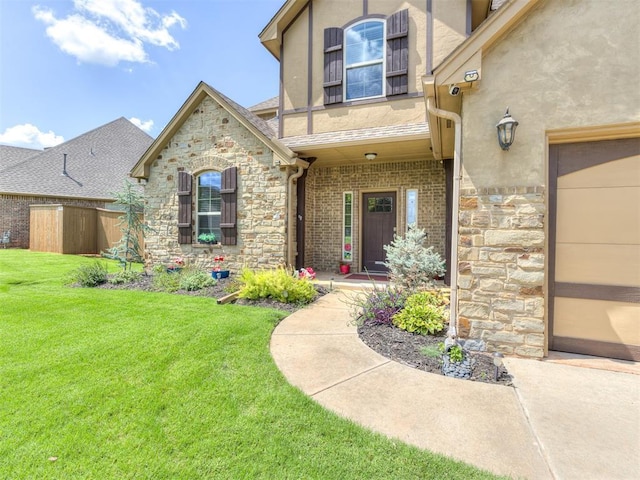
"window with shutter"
323,27,343,105
386,9,409,96
197,171,222,242
344,20,385,101
220,166,237,245
177,171,193,244
324,9,409,105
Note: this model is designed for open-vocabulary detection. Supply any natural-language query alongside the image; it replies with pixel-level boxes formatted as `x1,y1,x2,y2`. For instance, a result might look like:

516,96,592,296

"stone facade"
0,194,107,248
304,159,446,272
456,186,546,358
143,96,289,273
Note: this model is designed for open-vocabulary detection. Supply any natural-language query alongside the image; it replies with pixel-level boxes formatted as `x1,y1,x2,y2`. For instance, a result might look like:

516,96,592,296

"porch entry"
362,192,396,272
549,137,640,361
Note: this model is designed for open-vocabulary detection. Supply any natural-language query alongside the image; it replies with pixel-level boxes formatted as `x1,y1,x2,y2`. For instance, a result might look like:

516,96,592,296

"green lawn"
0,250,499,479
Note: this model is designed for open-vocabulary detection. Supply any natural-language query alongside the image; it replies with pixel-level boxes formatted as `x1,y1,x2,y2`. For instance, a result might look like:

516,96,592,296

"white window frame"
406,189,418,230
196,171,222,241
342,191,354,262
344,19,386,101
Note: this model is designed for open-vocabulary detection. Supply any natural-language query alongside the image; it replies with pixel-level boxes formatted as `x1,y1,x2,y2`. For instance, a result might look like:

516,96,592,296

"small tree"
104,180,150,271
383,224,446,291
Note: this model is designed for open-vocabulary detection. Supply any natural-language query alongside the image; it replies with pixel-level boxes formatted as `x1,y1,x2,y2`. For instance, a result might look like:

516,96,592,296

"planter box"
212,270,230,280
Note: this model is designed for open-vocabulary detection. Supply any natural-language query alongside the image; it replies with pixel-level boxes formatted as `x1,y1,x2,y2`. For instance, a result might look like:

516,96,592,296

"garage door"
549,138,640,361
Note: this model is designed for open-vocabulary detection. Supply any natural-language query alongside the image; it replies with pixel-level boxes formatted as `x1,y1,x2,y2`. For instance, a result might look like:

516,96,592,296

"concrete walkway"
270,290,640,479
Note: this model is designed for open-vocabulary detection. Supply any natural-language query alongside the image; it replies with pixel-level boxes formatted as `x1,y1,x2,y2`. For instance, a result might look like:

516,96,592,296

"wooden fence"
30,205,143,255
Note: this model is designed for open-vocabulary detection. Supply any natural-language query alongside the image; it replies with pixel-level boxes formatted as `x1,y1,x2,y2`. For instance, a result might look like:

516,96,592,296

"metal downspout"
287,165,305,266
427,96,462,338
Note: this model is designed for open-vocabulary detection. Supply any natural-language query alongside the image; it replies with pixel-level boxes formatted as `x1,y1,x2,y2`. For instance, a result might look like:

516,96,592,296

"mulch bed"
98,274,511,385
358,321,513,386
96,273,326,314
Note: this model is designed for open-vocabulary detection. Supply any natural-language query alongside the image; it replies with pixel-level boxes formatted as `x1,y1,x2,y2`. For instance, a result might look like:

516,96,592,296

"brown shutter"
386,9,409,96
220,166,237,245
323,27,343,105
177,171,193,244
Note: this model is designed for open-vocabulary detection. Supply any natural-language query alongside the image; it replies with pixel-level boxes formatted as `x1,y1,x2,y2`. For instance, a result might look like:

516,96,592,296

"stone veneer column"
456,186,546,358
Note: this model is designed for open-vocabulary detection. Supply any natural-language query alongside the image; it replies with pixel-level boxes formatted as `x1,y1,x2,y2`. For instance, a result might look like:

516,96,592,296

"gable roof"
259,0,308,59
248,96,279,113
0,145,41,169
130,81,298,179
0,118,153,200
422,0,541,159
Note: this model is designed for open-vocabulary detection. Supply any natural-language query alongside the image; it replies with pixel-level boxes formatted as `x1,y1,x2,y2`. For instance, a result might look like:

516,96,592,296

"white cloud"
0,124,65,149
128,117,154,133
32,0,187,66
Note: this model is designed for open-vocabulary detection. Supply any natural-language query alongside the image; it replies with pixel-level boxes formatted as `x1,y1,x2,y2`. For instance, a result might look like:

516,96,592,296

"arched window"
197,171,222,242
344,20,385,101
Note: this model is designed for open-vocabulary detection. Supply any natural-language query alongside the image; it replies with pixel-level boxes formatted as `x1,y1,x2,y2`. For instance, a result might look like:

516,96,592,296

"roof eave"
259,0,308,60
131,82,297,179
433,0,541,87
422,0,541,159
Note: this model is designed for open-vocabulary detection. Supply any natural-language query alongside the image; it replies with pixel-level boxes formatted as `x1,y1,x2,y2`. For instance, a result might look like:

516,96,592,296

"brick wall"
0,194,107,248
144,96,288,273
457,186,546,358
304,159,446,272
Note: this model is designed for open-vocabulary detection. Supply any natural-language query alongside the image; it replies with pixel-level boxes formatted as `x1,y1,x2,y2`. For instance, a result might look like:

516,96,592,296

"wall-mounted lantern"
496,108,519,151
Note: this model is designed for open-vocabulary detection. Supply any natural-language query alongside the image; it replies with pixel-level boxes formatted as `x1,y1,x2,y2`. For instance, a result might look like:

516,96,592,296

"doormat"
344,273,388,281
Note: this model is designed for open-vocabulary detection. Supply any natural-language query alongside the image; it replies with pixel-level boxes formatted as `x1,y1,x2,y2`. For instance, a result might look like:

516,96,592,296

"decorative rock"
442,352,476,379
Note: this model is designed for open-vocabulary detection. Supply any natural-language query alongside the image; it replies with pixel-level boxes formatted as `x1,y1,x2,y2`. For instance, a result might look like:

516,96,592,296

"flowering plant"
298,267,316,280
213,255,225,272
167,257,184,272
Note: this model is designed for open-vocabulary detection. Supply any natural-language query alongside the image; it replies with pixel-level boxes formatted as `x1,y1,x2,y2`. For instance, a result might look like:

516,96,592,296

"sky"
0,0,284,149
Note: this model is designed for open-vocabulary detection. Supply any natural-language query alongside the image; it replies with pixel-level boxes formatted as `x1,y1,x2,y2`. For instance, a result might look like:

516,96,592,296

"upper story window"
323,9,408,106
345,21,385,101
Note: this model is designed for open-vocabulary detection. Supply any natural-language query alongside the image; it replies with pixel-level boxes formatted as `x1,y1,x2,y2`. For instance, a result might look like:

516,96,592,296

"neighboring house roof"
0,145,41,169
0,118,153,200
131,81,299,179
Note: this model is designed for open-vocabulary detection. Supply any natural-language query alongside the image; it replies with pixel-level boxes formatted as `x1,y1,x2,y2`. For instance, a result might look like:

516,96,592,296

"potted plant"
198,232,217,245
166,257,184,273
211,255,229,279
339,262,351,275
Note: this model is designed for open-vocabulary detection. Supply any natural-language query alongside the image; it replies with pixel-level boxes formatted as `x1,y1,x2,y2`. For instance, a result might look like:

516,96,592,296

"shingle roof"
0,145,41,169
209,84,276,139
248,96,279,112
0,118,153,200
281,123,430,149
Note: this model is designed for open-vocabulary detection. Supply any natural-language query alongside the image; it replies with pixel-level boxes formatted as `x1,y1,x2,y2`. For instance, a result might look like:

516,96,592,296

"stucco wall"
304,159,446,272
280,0,431,136
462,0,640,189
144,96,288,273
456,0,640,357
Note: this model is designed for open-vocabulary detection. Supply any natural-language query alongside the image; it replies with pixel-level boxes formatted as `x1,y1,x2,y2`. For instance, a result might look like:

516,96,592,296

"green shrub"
109,270,142,285
383,225,446,291
238,267,317,304
152,270,181,292
392,291,446,335
447,344,464,363
70,261,109,287
179,268,216,291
